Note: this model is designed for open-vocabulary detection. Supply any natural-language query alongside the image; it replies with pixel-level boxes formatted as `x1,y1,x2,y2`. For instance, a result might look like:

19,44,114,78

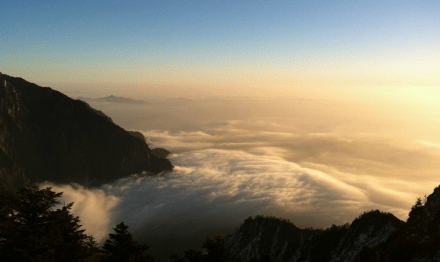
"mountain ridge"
0,72,173,190
226,185,440,262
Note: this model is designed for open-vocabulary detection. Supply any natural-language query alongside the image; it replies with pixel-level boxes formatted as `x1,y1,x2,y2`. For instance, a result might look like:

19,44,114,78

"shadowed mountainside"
226,185,440,262
0,72,173,190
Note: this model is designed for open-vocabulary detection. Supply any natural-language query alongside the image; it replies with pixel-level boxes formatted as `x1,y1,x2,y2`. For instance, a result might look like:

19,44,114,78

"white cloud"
45,99,440,258
42,147,410,251
39,182,120,242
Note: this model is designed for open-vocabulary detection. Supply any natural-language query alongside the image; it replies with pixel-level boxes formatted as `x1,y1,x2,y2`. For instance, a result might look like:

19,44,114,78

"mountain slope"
329,210,404,262
227,216,315,262
226,185,440,262
226,212,404,262
383,185,440,262
0,72,173,190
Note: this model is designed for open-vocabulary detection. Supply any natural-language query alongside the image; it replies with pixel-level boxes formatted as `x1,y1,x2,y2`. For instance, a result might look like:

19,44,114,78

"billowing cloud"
40,99,440,257
141,120,440,209
41,146,410,257
39,182,120,242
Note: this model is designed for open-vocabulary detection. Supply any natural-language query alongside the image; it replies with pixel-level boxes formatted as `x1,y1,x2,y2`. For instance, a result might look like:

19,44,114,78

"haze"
2,0,439,257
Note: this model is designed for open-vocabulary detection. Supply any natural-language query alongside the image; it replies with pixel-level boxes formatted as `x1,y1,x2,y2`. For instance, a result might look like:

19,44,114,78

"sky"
2,0,440,257
1,0,439,101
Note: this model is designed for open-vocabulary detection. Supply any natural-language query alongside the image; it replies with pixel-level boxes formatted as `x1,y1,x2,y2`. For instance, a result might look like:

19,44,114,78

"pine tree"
202,236,233,262
101,222,149,262
0,185,99,262
184,249,204,262
49,202,99,261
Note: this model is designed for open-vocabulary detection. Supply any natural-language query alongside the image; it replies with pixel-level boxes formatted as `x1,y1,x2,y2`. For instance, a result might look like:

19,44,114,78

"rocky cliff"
0,72,173,190
227,185,440,262
227,216,315,262
382,185,440,262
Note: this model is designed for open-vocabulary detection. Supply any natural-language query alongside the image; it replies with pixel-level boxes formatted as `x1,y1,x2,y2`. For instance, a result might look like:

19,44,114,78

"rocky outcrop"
225,207,430,262
227,211,403,262
330,210,404,262
151,148,171,158
0,72,173,190
227,216,315,262
226,185,440,262
382,185,440,262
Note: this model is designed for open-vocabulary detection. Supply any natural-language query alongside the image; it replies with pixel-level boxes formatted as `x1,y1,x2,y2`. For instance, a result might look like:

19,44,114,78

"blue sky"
1,0,439,99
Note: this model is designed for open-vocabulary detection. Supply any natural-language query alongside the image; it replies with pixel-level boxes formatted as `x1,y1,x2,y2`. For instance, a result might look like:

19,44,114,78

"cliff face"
227,216,315,262
0,72,173,190
329,210,404,262
227,185,440,262
383,185,440,262
227,212,403,262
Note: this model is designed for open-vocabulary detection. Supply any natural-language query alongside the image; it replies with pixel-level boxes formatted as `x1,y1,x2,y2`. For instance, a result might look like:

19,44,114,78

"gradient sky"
2,0,439,101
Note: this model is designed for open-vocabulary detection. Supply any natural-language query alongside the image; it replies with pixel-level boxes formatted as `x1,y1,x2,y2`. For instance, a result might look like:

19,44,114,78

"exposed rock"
226,216,316,262
0,72,173,190
331,210,404,262
382,185,440,262
226,190,440,262
128,131,146,141
151,148,171,158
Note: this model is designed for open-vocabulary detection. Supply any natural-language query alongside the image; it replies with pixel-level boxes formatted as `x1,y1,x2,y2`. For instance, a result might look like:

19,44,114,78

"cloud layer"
42,146,409,256
41,98,440,257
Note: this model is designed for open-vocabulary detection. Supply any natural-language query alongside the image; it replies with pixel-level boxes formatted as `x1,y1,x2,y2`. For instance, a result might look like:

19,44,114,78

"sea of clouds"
42,146,379,255
40,98,440,257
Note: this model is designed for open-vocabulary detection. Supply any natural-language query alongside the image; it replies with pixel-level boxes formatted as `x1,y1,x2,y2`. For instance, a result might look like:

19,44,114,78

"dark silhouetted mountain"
78,99,114,123
226,185,440,262
151,148,171,158
78,95,148,105
227,216,315,262
327,210,404,262
126,131,171,158
382,185,440,262
0,72,173,191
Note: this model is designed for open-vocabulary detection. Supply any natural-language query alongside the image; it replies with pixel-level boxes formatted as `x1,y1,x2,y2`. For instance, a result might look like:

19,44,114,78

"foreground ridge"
226,185,440,262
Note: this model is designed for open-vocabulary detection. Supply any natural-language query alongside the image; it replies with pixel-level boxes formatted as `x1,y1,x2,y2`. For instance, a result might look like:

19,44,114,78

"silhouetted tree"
0,185,99,262
101,222,150,262
202,236,233,262
185,249,204,262
408,197,424,221
309,223,350,262
170,249,204,262
422,195,428,205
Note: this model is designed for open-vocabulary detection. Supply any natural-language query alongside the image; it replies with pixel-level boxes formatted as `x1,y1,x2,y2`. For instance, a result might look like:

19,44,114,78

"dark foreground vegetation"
0,186,236,262
2,184,440,262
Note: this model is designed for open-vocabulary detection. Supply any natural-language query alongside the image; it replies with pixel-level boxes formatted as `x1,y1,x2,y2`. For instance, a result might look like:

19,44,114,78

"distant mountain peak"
78,95,148,105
